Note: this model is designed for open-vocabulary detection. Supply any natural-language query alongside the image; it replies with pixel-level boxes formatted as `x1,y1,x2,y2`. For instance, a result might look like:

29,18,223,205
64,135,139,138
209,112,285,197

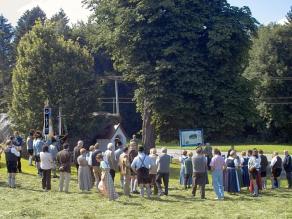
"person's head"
273,151,279,157
9,136,15,141
138,146,144,153
161,147,167,154
182,150,187,156
14,131,19,137
188,151,193,157
29,130,35,137
123,147,128,153
80,148,86,155
247,150,253,156
107,143,114,150
51,137,56,143
150,148,157,155
77,140,84,147
89,145,95,151
214,148,221,155
252,149,258,157
63,143,69,150
284,150,289,156
132,134,136,139
96,154,103,162
230,150,236,158
258,149,263,155
43,145,49,152
196,147,203,155
94,143,99,150
241,151,246,157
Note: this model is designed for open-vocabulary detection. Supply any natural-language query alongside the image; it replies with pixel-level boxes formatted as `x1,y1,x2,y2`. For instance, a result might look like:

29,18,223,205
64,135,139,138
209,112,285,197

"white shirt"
248,156,261,170
271,156,279,167
131,152,153,170
40,152,53,170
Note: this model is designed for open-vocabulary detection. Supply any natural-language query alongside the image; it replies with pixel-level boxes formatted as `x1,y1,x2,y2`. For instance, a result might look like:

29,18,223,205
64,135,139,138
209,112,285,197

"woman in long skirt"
77,148,92,192
97,154,118,201
240,151,250,188
225,150,240,193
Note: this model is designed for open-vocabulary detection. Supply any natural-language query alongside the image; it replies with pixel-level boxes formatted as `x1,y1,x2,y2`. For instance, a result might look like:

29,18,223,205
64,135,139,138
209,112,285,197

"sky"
0,0,291,26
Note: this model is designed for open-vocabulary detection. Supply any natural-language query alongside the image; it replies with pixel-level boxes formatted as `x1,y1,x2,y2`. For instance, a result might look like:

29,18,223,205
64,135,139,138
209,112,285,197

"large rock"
0,113,12,143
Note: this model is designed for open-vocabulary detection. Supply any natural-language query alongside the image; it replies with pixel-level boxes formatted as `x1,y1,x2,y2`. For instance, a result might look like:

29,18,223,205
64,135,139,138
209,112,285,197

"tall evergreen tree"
85,0,258,149
10,22,99,136
0,15,14,111
50,9,71,39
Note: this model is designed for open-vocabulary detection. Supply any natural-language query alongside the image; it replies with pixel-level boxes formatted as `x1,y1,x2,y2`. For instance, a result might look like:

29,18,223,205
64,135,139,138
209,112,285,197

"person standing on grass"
283,150,292,189
49,137,59,178
131,146,152,198
13,131,23,173
120,147,131,196
26,130,35,166
225,150,240,194
192,147,208,199
248,149,261,197
259,150,268,189
184,152,193,189
156,147,171,196
73,140,84,172
40,145,53,191
57,143,71,193
179,150,188,186
271,151,282,189
91,143,102,190
129,142,139,194
204,143,213,171
149,148,159,195
33,131,45,177
210,148,225,200
115,140,125,187
97,154,118,201
77,148,92,192
240,151,250,188
104,143,118,183
4,140,20,188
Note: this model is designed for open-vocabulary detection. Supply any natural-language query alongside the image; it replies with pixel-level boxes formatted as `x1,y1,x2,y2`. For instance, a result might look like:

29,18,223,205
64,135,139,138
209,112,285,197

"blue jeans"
212,170,224,198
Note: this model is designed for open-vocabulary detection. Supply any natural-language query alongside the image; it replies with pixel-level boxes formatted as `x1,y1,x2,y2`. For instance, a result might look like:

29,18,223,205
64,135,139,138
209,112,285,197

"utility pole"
115,79,119,115
58,107,62,136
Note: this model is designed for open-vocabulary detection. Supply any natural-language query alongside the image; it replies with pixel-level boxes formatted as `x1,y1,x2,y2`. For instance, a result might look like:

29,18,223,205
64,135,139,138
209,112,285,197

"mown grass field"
157,143,292,154
0,154,292,219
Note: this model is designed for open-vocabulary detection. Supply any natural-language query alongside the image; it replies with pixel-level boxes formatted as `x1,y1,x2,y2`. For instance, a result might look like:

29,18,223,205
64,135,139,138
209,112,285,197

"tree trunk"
142,101,155,153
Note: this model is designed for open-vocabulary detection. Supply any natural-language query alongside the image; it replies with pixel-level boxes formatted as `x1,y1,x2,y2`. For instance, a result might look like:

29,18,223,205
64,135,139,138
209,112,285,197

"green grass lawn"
0,155,292,219
157,143,292,154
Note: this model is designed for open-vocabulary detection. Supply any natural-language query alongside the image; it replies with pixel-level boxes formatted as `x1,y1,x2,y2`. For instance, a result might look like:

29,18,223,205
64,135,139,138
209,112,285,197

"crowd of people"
1,130,292,202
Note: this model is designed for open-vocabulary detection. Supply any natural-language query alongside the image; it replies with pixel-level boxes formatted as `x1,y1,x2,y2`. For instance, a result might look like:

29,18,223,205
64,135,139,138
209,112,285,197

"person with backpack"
4,140,20,188
131,146,153,198
283,150,292,189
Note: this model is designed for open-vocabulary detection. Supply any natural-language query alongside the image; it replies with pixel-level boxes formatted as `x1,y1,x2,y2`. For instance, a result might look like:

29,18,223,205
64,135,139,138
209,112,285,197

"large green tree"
85,0,258,148
10,22,99,137
50,9,71,39
0,15,14,112
244,22,292,141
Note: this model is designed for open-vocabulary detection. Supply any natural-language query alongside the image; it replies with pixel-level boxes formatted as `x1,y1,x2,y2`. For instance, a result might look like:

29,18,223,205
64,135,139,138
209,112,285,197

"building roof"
95,123,127,140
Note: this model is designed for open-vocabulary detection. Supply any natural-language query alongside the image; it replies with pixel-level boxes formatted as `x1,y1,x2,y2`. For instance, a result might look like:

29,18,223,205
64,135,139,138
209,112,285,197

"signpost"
44,107,51,135
179,129,203,147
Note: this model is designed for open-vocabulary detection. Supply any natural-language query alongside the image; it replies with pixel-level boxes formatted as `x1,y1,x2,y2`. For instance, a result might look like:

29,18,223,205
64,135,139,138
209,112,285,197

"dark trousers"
110,169,116,183
156,172,169,195
184,174,192,188
42,169,51,190
192,183,205,199
192,173,206,199
17,151,22,172
286,172,292,188
76,164,79,172
149,174,158,195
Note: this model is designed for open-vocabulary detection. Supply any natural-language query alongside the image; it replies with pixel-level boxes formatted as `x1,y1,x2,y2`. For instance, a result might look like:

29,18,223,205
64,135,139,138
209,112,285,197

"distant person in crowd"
128,142,139,194
235,154,243,188
225,150,240,194
259,149,269,189
271,151,282,189
283,150,292,189
49,137,59,178
130,135,138,148
77,148,92,192
179,150,188,185
131,146,152,198
33,131,45,176
40,145,53,191
149,148,159,195
104,143,118,183
156,147,171,196
26,130,35,166
192,147,208,199
4,140,20,188
210,148,225,200
86,145,95,186
56,143,71,193
73,140,84,172
119,147,131,196
115,140,125,187
97,154,118,201
240,151,250,188
118,146,127,188
13,131,23,173
204,143,213,170
184,151,193,189
91,143,102,190
248,149,261,197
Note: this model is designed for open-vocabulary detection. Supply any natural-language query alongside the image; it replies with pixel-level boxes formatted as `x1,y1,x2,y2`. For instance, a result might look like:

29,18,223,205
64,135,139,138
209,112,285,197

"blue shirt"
33,139,45,156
